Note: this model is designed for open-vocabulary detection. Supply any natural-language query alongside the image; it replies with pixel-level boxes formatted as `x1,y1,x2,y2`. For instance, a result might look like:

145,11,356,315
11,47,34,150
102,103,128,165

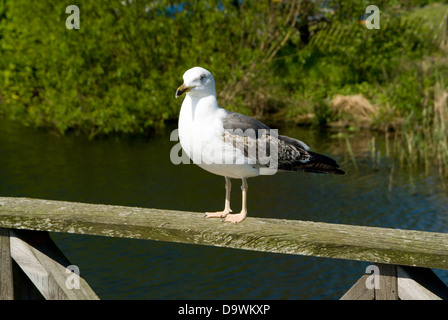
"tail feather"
276,135,345,175
280,151,345,175
295,151,345,174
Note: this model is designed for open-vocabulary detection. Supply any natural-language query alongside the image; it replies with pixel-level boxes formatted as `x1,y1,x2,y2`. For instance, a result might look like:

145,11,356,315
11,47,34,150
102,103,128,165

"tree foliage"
0,0,446,136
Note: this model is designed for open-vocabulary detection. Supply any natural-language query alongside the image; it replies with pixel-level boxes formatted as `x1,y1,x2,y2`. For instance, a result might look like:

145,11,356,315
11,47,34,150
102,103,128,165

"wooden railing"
1,196,448,300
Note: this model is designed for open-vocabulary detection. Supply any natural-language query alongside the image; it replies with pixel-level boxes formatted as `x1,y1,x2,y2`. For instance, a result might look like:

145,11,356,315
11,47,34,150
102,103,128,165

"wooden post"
10,229,99,300
375,263,398,300
397,266,448,300
340,273,374,300
341,264,448,300
12,259,45,300
0,228,14,300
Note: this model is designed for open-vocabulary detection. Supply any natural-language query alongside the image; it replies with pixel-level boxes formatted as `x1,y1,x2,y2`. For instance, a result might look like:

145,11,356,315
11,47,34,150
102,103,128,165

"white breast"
178,96,260,179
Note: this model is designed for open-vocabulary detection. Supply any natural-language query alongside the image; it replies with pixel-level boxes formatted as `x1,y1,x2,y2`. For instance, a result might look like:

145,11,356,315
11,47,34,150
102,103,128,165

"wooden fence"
1,196,448,300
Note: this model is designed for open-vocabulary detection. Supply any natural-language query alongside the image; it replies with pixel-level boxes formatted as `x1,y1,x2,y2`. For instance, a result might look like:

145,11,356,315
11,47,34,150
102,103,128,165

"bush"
0,0,445,137
0,0,303,136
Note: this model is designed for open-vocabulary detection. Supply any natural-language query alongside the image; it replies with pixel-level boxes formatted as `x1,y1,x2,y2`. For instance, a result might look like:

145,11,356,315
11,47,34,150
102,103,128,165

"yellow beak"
175,83,193,98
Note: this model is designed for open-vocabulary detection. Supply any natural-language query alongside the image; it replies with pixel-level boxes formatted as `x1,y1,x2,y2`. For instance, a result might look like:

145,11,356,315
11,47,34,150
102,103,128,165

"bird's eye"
200,74,207,81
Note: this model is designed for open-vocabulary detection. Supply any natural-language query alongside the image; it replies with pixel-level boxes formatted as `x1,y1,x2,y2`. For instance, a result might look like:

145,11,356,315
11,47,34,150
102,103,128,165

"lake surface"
0,118,447,299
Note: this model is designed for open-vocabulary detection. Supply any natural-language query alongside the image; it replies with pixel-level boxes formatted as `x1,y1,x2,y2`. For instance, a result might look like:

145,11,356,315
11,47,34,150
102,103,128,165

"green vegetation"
0,0,303,135
0,0,447,173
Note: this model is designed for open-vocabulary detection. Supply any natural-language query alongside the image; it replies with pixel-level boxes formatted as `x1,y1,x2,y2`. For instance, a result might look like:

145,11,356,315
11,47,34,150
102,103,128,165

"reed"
394,83,448,177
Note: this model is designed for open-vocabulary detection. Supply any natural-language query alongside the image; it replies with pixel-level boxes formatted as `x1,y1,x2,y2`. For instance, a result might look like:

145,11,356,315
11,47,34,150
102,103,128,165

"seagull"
176,67,344,223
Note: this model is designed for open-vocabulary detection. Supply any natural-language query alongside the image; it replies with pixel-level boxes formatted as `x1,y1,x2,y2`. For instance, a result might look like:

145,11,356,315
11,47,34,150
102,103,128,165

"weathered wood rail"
1,196,448,300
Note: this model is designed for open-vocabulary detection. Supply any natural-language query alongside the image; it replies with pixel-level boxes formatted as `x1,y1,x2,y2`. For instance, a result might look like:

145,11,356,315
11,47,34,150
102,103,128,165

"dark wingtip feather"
292,151,345,175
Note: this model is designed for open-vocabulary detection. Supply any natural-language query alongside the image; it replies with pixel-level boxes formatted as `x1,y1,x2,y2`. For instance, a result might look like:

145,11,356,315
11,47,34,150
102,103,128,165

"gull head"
175,67,216,98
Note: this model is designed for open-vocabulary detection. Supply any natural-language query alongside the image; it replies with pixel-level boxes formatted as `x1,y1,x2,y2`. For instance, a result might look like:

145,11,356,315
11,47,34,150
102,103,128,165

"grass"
394,82,448,176
390,3,448,177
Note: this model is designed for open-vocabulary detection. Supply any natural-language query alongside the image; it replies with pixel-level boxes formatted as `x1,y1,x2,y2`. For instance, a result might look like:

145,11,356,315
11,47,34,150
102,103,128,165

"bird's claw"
222,212,247,224
204,211,231,219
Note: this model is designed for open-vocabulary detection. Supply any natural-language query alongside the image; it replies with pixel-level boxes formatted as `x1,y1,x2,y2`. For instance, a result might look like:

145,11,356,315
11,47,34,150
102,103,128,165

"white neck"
180,94,220,123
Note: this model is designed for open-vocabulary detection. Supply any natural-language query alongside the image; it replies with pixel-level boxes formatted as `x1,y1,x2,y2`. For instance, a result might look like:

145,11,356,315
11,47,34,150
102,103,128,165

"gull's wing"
222,111,270,134
221,111,344,174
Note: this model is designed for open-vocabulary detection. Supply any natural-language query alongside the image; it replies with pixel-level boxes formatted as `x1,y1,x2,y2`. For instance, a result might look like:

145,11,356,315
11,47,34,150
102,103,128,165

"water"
1,119,447,299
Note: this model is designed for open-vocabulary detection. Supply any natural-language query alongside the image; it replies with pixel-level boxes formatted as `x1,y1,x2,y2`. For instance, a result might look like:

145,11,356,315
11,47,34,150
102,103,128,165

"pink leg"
205,177,232,218
224,178,248,223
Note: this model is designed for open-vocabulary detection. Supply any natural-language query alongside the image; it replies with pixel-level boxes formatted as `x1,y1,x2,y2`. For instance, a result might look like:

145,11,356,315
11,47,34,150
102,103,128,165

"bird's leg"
224,178,247,223
205,177,232,218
